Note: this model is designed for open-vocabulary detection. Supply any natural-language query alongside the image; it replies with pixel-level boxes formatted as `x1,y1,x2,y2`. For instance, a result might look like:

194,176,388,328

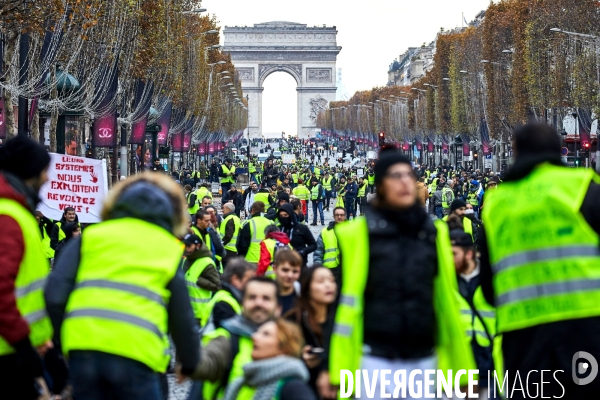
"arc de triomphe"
223,22,342,139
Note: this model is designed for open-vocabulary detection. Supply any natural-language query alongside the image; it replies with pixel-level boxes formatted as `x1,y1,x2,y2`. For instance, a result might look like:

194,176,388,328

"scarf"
223,356,309,400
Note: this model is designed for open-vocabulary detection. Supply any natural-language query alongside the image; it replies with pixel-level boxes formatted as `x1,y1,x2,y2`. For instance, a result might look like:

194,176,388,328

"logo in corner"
572,351,598,385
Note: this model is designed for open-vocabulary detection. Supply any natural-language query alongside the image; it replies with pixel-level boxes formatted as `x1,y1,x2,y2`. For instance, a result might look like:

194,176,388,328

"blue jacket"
344,182,358,199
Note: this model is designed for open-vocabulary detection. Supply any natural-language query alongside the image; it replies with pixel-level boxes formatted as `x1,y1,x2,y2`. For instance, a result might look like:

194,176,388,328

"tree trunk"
30,106,39,142
105,151,112,188
49,68,58,152
2,30,18,138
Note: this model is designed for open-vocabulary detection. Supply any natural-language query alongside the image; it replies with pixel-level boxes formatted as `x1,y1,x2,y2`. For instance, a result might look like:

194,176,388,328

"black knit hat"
0,136,51,180
450,198,467,212
277,192,290,203
374,148,412,186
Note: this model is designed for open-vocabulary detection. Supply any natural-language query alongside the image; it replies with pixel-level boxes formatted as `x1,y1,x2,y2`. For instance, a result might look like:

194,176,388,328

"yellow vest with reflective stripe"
457,286,496,348
187,191,199,215
262,238,292,277
41,227,55,259
367,173,375,185
220,165,236,184
219,214,241,253
184,257,216,320
357,183,366,198
200,289,242,328
254,192,271,207
443,215,473,240
322,177,333,191
320,226,339,269
55,221,81,241
0,199,53,355
429,178,439,197
191,226,213,256
483,163,600,333
196,187,213,202
310,184,321,200
329,218,476,388
292,185,310,200
245,216,274,263
202,328,255,400
62,218,181,372
467,191,479,206
442,187,454,209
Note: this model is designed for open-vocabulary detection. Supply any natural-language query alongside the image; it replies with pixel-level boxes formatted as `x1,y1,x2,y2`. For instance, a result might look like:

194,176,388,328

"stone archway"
223,21,342,138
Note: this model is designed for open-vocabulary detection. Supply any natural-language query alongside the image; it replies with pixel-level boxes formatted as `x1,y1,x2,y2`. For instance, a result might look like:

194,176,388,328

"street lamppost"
245,94,250,159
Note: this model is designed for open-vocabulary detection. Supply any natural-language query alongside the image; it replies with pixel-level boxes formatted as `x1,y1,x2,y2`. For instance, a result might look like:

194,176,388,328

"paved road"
168,152,370,399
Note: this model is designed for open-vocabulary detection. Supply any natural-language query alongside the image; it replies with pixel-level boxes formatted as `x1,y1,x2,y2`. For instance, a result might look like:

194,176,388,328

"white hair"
223,202,235,212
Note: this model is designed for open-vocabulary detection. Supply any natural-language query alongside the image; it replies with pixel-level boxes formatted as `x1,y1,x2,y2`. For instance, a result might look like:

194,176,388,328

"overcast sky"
203,0,491,136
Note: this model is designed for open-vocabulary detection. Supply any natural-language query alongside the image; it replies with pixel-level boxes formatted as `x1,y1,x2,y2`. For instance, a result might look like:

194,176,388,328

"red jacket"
257,231,290,276
0,173,35,345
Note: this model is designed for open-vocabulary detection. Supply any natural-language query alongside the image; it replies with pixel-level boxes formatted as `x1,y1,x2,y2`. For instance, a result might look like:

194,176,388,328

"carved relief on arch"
258,63,302,86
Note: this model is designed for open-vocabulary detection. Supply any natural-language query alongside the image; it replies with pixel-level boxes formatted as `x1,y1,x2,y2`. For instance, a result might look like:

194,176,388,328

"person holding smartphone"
285,266,337,394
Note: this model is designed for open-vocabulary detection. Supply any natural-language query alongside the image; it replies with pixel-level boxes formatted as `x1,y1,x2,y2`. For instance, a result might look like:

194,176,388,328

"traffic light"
583,142,590,150
379,132,385,147
158,146,170,157
473,152,478,160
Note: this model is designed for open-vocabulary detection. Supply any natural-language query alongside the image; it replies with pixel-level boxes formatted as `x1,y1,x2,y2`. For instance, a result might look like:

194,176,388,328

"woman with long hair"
223,319,315,400
285,266,337,393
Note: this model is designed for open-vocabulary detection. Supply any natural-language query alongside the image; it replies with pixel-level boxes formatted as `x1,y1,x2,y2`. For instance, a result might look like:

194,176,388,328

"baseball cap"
449,230,474,247
183,234,201,245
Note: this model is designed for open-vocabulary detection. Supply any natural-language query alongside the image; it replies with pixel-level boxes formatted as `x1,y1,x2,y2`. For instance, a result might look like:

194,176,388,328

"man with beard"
451,230,498,400
276,204,316,268
51,207,79,251
185,278,281,400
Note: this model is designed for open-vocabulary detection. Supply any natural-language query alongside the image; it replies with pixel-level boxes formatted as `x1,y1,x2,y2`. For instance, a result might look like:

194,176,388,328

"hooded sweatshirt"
276,204,316,266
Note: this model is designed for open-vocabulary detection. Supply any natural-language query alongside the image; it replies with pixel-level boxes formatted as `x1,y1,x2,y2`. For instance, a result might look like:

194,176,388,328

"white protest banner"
38,153,108,223
282,154,296,164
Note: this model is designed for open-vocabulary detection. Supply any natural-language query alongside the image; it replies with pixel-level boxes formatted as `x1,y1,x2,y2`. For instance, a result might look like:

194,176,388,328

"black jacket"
276,204,316,266
196,228,225,260
338,203,438,360
212,282,243,330
285,304,336,394
263,166,279,187
237,213,262,257
50,215,80,250
222,190,243,215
